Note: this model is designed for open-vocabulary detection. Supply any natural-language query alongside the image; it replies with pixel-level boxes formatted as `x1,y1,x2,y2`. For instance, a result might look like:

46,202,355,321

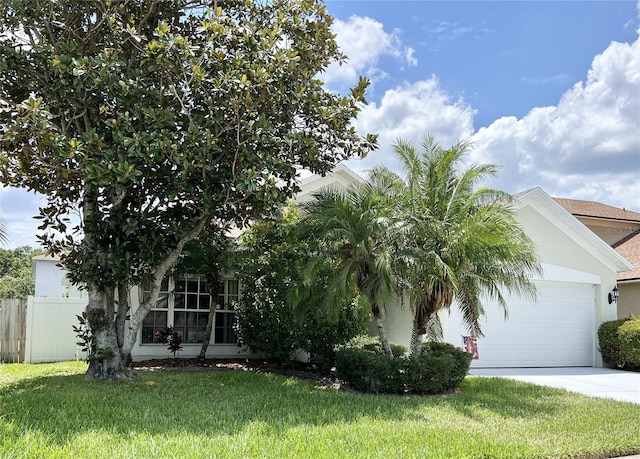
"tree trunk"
115,283,130,365
84,287,128,380
374,314,394,360
198,274,220,360
409,314,424,357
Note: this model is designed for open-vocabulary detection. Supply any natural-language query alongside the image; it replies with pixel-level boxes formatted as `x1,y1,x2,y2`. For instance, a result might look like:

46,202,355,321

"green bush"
235,208,369,364
335,340,472,394
618,317,640,367
598,319,627,368
340,335,407,358
334,347,405,393
598,318,640,370
421,342,473,390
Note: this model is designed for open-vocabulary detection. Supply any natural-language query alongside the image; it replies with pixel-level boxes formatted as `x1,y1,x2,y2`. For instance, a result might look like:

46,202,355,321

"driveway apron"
469,367,640,404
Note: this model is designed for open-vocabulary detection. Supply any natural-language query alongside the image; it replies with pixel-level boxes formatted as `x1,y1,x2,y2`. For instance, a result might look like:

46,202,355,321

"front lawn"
1,362,638,458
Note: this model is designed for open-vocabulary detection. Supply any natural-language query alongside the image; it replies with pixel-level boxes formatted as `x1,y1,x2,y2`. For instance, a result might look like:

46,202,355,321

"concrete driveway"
469,367,640,404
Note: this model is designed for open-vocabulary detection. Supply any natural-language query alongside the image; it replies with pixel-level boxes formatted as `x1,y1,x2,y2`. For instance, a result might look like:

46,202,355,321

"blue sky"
322,0,640,211
1,1,639,248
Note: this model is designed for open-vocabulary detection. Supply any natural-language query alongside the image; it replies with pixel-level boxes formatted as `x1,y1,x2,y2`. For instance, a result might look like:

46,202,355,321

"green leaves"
0,0,376,295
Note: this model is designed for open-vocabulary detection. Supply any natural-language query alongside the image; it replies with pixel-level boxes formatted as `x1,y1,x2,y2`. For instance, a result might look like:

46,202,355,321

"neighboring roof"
31,253,63,277
31,253,62,262
553,197,640,223
613,231,640,281
551,196,640,282
515,187,634,274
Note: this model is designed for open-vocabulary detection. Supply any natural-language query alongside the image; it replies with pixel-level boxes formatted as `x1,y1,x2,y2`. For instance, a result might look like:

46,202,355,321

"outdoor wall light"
608,286,619,304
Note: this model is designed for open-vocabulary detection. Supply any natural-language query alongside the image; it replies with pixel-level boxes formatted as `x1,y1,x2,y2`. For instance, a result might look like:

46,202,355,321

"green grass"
1,362,639,458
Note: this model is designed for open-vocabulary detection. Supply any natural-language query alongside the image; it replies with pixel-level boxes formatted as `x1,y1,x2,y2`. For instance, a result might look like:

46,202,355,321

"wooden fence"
1,299,26,363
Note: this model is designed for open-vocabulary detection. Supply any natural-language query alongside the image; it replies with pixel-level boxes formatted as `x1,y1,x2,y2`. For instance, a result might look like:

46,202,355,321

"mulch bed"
131,358,343,389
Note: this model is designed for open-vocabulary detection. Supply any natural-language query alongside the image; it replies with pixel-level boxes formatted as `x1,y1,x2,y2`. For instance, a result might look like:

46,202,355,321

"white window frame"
140,276,238,345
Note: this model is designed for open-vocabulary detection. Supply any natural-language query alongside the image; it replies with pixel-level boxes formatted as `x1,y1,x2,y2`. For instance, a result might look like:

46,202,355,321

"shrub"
618,317,640,367
340,335,407,358
598,319,632,368
335,340,472,394
300,306,370,366
334,347,405,393
235,207,369,364
421,341,473,390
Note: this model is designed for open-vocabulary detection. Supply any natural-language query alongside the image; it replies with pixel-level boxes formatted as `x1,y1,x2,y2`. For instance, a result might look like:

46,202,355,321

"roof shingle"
553,197,640,222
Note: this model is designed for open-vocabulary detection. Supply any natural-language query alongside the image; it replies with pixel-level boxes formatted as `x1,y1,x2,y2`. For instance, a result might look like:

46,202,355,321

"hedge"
335,338,472,394
598,317,640,370
618,318,640,367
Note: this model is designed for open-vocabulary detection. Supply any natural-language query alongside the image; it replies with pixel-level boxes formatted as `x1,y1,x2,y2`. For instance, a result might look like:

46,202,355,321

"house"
27,166,635,367
24,166,368,362
379,187,633,368
552,197,640,319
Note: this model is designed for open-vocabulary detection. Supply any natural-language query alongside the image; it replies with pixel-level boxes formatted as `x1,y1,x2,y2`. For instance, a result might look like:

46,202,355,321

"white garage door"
446,282,595,368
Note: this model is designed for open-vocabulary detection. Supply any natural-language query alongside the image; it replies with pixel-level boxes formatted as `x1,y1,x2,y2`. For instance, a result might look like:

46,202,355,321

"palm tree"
384,136,542,356
296,175,400,359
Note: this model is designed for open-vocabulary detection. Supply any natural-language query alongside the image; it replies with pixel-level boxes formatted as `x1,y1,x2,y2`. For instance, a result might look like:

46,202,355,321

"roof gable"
295,164,364,202
515,188,634,274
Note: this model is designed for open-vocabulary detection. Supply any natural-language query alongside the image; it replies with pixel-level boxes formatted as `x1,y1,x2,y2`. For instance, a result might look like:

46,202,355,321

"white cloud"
324,15,417,86
346,77,475,174
405,47,418,67
469,35,640,209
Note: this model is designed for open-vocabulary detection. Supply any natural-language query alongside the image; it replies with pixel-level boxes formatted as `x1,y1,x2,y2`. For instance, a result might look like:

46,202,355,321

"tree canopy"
0,246,43,299
0,0,376,379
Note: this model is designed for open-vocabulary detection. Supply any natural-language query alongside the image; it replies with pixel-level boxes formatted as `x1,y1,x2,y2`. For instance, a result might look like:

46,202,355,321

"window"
214,279,239,344
141,277,169,344
140,277,238,345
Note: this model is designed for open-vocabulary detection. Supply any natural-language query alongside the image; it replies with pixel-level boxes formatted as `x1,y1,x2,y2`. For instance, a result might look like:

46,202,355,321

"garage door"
444,282,595,368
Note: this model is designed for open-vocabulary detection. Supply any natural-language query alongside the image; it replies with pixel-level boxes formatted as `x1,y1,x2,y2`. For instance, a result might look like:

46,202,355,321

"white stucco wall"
377,196,624,368
33,259,69,298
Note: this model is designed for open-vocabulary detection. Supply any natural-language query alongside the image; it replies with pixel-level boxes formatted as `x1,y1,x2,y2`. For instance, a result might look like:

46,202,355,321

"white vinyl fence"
24,296,87,363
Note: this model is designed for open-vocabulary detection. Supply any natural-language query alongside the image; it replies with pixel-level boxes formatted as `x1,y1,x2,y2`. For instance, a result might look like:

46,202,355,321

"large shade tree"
384,136,542,356
0,0,376,379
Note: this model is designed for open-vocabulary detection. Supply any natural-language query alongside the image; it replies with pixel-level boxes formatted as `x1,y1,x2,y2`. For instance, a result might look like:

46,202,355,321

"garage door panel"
443,282,595,367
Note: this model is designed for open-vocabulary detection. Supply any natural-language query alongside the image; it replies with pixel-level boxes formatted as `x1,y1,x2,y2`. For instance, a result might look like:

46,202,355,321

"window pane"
174,292,185,309
155,310,167,327
187,294,198,309
199,281,209,293
141,311,167,344
187,280,199,293
198,312,209,327
214,311,237,344
186,312,198,327
227,280,239,296
142,327,154,344
199,294,210,310
174,311,186,327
